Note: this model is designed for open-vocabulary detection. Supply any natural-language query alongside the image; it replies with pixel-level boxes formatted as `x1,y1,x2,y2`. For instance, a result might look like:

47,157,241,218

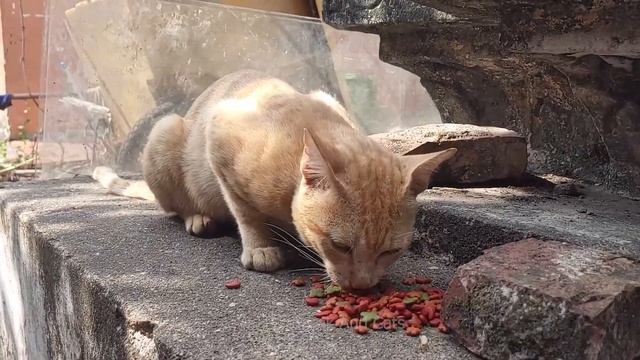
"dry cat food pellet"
300,276,448,338
354,325,369,335
405,326,422,337
224,278,241,289
305,296,320,306
291,277,306,287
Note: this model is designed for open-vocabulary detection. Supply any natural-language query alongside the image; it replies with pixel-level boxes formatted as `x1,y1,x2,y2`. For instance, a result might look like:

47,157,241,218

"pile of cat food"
293,276,447,336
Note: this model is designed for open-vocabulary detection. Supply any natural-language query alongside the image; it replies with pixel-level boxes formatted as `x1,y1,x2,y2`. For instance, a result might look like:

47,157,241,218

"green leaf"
420,292,430,302
309,288,325,298
325,285,342,295
403,297,419,305
360,311,380,324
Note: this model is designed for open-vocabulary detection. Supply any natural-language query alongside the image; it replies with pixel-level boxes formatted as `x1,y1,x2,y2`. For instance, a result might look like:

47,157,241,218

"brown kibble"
291,277,306,287
402,277,416,285
405,326,421,337
335,318,350,328
437,323,449,334
415,276,432,285
354,325,369,335
224,278,241,289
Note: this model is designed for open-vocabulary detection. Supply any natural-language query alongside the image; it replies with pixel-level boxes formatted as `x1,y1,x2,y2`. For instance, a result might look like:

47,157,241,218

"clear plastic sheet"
40,0,440,177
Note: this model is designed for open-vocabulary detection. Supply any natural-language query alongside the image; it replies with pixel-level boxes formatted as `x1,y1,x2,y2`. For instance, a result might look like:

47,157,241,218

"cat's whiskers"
393,231,415,240
266,223,311,248
271,237,324,267
289,267,326,274
269,236,325,268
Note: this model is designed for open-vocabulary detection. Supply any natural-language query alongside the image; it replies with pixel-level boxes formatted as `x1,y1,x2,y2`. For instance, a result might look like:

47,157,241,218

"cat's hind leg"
143,113,218,237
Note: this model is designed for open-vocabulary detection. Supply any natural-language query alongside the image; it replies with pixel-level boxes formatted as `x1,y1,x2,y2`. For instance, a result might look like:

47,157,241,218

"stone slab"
443,238,640,360
370,124,527,185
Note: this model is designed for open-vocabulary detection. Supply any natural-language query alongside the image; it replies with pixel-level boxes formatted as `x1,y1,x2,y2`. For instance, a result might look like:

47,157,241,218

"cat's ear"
401,148,457,196
300,128,335,189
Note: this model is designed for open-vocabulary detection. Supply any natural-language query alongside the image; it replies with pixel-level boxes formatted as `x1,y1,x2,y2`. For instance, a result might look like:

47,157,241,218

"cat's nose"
348,272,378,290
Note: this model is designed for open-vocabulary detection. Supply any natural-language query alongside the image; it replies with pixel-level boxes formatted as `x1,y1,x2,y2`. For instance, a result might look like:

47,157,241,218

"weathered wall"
323,0,640,197
0,0,45,139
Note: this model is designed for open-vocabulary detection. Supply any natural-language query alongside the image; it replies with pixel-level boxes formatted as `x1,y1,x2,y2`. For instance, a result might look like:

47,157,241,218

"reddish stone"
444,238,640,360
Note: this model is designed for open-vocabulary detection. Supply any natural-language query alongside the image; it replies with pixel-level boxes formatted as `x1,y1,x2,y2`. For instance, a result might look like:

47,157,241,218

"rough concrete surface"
414,183,640,265
444,238,640,360
370,124,527,184
0,178,477,360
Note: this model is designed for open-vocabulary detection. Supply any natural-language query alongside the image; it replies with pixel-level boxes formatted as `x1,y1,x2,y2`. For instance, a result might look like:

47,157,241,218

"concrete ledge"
0,178,475,359
415,185,640,265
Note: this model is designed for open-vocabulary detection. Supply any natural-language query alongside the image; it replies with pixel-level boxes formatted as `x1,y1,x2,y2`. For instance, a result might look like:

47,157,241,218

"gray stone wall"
324,0,640,197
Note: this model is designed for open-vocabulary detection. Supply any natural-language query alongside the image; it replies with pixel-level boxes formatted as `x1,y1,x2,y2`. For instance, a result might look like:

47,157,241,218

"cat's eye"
332,240,351,253
380,249,401,257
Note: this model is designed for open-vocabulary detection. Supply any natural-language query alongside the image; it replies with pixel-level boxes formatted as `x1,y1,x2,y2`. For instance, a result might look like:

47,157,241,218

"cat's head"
292,129,456,290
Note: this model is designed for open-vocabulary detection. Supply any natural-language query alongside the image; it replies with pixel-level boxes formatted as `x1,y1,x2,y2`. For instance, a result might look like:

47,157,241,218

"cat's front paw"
241,247,285,272
185,214,212,236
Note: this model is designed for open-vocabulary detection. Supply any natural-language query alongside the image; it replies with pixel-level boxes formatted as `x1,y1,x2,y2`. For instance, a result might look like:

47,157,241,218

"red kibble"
415,276,432,285
224,278,241,289
291,278,306,287
314,310,332,318
421,306,436,320
402,309,413,318
326,297,339,306
389,302,406,311
405,326,422,337
402,277,416,285
410,303,424,312
321,314,339,324
319,304,333,311
379,308,397,319
335,318,350,328
311,282,325,289
407,314,423,329
437,323,449,334
429,318,442,327
310,275,322,282
305,297,320,306
381,319,397,332
354,325,369,335
389,297,403,304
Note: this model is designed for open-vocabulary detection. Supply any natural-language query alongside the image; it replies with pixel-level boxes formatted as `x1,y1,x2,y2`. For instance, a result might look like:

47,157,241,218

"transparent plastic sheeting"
40,0,441,178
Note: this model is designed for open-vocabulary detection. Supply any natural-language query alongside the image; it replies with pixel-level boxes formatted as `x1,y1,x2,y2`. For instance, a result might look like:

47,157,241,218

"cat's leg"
217,185,284,272
143,113,214,236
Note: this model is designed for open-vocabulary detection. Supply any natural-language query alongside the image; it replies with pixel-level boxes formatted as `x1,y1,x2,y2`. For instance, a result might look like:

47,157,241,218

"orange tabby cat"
94,70,456,289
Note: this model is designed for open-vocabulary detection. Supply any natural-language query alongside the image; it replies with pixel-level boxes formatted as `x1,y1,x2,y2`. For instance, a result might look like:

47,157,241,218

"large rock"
323,0,640,197
443,238,640,360
370,124,527,184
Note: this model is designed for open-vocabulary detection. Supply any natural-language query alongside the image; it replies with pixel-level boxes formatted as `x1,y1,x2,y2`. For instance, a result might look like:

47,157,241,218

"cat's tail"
92,166,155,201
